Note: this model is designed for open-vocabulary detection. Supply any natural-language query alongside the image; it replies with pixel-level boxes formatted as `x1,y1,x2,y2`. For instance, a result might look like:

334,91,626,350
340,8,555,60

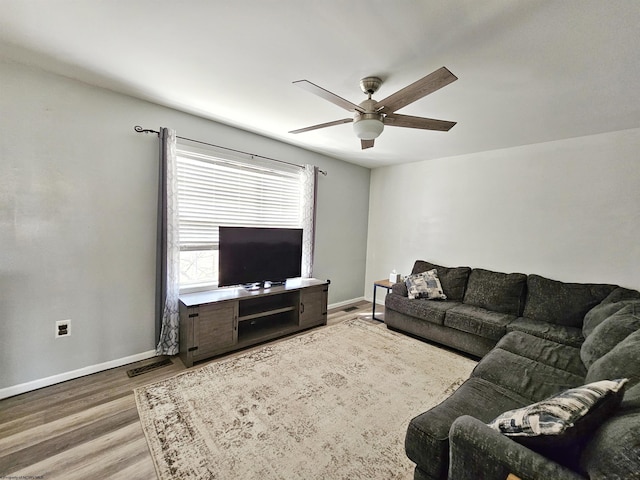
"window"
176,145,305,291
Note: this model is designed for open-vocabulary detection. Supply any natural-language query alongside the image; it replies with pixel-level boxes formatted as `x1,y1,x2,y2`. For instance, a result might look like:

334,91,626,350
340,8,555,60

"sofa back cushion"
522,275,617,328
586,328,640,387
462,268,527,316
580,303,640,368
599,286,640,305
583,287,640,337
411,260,471,302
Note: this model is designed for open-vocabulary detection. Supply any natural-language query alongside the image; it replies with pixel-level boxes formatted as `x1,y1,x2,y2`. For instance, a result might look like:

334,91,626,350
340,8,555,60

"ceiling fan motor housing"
359,76,382,95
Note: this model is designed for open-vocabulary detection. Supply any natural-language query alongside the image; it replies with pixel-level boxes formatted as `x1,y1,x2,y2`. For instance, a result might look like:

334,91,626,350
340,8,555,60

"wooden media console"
178,278,329,367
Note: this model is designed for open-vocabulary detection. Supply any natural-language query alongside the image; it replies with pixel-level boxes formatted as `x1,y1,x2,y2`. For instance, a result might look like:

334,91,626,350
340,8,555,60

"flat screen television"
218,226,303,287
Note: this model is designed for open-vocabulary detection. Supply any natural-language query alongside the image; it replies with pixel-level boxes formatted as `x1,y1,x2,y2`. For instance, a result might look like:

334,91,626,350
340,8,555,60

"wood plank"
8,422,151,480
0,396,134,457
0,404,139,474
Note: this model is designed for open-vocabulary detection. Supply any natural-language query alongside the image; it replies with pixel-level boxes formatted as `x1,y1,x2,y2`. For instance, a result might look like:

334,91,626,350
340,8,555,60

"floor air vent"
127,358,173,378
343,306,359,312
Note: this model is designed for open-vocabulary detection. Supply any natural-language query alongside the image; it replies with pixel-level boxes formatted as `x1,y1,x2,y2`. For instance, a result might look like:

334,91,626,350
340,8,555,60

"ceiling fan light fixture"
353,114,384,140
291,67,457,148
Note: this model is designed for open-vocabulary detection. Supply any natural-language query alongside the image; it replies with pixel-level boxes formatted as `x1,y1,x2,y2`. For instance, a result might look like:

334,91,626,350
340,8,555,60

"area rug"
135,318,477,479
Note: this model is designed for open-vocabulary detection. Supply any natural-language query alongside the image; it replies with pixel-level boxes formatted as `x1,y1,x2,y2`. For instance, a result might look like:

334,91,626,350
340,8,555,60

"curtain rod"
134,126,327,176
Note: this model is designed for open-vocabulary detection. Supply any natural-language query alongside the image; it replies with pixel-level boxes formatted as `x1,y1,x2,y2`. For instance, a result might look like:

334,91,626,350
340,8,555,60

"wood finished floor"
0,300,383,479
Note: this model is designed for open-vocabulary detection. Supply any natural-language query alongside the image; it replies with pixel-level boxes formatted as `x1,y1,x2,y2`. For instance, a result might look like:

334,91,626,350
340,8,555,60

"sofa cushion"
444,304,517,341
582,301,636,338
582,288,640,338
507,317,584,347
405,269,446,300
580,383,640,479
620,380,640,409
581,303,640,368
599,286,640,305
412,260,471,302
384,293,458,325
462,268,527,316
522,274,616,328
405,377,530,480
471,345,585,403
586,328,640,387
496,331,586,378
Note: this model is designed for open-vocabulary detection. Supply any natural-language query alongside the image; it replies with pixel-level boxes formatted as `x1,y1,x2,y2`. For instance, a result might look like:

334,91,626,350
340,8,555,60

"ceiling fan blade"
384,113,456,131
293,80,365,113
361,139,375,150
375,67,457,114
289,118,353,134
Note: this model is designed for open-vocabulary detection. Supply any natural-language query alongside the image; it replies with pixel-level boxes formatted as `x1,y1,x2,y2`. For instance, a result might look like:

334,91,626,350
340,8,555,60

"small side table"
372,279,394,322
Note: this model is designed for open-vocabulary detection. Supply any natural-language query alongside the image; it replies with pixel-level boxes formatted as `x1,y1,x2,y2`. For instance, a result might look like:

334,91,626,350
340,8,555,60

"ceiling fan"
289,66,458,150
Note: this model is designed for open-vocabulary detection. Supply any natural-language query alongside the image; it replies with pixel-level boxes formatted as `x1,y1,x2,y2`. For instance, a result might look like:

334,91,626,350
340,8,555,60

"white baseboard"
0,349,157,400
328,296,365,310
1,298,370,400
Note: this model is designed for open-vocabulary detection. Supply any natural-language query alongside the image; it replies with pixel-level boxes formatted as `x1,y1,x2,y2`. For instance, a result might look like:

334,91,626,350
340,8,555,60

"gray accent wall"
0,60,370,391
366,128,640,303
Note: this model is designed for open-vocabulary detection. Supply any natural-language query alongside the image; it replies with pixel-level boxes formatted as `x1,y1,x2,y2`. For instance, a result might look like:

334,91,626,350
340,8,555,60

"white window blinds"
176,148,303,251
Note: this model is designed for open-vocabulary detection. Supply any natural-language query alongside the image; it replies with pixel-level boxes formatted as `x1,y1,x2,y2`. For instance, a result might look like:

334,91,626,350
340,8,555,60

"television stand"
178,278,329,367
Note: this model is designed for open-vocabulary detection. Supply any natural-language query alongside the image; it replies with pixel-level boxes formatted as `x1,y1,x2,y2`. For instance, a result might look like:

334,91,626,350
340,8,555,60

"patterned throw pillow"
488,378,627,438
405,269,447,300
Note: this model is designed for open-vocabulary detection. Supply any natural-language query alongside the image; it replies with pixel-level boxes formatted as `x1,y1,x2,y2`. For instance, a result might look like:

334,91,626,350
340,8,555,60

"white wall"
366,128,640,300
0,59,370,392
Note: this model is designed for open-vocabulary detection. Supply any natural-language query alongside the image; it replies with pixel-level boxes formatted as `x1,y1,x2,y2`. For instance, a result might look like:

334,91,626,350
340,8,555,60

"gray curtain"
301,165,318,278
156,127,180,355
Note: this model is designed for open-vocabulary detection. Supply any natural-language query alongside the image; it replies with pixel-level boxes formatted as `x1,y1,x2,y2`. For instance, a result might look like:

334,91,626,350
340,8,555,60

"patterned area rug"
135,318,477,479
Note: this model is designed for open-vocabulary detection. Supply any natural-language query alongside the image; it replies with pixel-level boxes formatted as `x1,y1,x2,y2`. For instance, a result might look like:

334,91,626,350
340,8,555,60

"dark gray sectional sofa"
385,260,640,479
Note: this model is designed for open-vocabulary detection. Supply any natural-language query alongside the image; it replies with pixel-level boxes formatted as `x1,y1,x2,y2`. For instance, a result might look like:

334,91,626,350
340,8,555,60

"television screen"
218,226,303,287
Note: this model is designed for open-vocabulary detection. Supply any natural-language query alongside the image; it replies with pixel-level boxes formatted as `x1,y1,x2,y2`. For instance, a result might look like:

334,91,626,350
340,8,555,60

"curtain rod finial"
134,125,160,135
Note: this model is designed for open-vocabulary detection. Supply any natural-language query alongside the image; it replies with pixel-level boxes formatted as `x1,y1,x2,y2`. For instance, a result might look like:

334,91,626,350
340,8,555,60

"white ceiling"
1,1,639,168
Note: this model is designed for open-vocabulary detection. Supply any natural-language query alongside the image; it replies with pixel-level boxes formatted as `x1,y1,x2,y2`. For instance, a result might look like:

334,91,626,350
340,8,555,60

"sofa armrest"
391,282,408,296
448,416,585,480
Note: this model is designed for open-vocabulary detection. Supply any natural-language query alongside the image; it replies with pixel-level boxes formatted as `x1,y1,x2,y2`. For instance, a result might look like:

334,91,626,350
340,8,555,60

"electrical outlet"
55,319,71,338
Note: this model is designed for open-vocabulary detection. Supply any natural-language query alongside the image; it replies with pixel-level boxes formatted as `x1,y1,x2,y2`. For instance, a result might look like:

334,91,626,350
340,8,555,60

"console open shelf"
237,312,299,346
238,306,296,322
179,278,329,367
238,291,299,321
